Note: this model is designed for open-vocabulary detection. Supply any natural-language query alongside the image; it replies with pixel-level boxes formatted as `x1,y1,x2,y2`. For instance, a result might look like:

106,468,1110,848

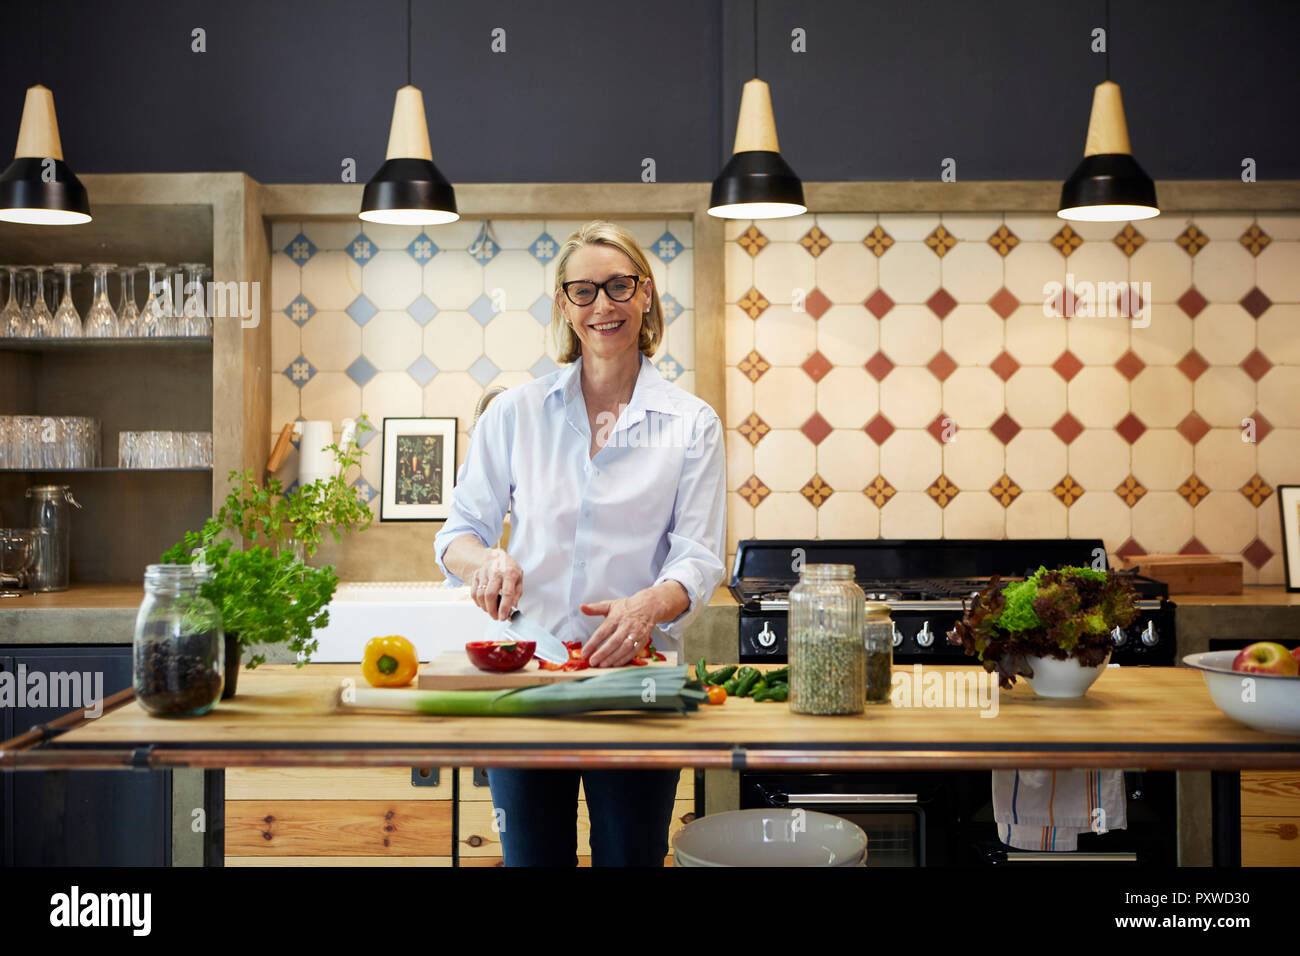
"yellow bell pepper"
362,635,419,687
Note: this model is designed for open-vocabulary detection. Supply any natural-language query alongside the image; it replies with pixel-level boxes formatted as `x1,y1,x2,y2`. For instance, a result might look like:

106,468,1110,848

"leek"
342,665,709,716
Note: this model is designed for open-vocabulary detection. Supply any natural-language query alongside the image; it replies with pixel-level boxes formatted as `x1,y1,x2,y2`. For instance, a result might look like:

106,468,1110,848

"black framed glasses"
561,274,642,306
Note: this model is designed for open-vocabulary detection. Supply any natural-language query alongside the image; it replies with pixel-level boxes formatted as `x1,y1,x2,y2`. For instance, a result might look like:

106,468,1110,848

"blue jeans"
485,767,681,866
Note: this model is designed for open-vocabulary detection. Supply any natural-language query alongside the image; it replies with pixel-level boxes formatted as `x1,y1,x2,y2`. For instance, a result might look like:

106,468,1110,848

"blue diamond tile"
652,231,682,263
284,294,316,327
357,421,379,448
347,233,376,264
469,236,500,265
346,356,379,387
529,355,559,379
407,294,439,327
283,478,300,497
346,294,379,326
660,292,683,324
529,294,554,326
284,355,316,387
285,233,316,265
407,355,439,387
468,293,498,326
468,355,500,387
529,232,558,263
407,233,438,264
655,354,683,382
352,477,378,503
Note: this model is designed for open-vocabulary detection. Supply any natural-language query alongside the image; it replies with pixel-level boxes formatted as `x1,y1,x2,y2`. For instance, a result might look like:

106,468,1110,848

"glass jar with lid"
864,601,894,704
133,563,224,717
788,563,865,715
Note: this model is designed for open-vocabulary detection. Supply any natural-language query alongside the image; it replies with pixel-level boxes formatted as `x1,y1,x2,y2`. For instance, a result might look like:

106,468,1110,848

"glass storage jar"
864,601,894,704
788,563,865,715
133,564,224,717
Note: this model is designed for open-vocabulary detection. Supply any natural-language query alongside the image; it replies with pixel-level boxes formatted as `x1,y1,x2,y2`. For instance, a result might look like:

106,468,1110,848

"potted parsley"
947,566,1140,697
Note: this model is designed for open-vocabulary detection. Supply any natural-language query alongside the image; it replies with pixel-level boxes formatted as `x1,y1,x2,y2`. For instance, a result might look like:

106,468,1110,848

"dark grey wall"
0,0,1295,184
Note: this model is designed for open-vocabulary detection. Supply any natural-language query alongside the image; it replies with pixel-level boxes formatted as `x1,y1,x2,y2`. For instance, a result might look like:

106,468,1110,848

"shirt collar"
546,354,679,417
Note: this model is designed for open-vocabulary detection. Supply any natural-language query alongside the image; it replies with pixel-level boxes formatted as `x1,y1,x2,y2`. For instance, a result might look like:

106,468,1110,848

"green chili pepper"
735,670,763,698
696,658,709,683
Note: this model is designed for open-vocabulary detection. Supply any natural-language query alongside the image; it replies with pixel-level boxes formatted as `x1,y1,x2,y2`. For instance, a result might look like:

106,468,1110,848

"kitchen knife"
503,608,570,664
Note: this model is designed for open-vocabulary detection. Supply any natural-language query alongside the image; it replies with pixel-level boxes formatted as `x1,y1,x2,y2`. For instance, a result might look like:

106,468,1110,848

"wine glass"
51,263,83,337
138,262,167,337
178,262,211,336
29,266,54,337
84,263,119,338
117,266,141,336
0,266,18,337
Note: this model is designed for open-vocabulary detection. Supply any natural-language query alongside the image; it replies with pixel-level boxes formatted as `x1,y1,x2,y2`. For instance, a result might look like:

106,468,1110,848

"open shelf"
0,336,212,352
0,467,213,473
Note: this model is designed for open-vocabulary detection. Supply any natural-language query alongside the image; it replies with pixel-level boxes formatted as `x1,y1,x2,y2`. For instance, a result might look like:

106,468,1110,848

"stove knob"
756,621,777,648
891,622,903,648
916,621,934,647
1110,626,1127,646
1140,620,1158,647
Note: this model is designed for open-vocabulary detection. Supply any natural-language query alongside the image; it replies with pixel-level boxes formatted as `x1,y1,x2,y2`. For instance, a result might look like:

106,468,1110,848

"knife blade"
503,608,570,664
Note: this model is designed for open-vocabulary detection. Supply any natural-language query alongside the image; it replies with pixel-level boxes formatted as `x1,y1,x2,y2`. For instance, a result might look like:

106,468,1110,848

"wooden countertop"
10,663,1299,772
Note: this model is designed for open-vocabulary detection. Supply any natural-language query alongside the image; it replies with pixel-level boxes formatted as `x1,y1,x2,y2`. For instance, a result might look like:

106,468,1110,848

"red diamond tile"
1242,538,1274,570
1240,349,1273,381
1176,287,1208,318
1051,350,1084,382
804,288,832,320
990,413,1021,445
1048,287,1079,319
1245,410,1273,443
1116,538,1147,559
990,350,1020,382
1114,350,1146,381
1240,286,1272,319
864,288,895,318
926,288,957,319
864,351,895,381
801,412,833,446
1052,412,1084,444
864,413,896,445
1176,349,1210,382
926,349,958,382
988,287,1020,319
801,350,833,383
1117,285,1144,319
926,412,958,444
1176,412,1211,445
1115,413,1147,445
1180,537,1211,555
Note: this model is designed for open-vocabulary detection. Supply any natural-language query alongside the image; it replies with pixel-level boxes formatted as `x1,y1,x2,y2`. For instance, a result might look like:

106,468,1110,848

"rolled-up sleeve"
653,410,727,643
433,397,514,584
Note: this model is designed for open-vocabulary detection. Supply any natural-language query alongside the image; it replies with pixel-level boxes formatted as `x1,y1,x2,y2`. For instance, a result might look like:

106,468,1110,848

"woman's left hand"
579,591,660,667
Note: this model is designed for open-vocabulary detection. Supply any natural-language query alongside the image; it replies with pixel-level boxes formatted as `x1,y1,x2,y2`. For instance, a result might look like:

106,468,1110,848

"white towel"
991,769,1127,851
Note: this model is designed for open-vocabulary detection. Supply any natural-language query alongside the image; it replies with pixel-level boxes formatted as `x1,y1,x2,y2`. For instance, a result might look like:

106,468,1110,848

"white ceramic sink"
307,581,492,662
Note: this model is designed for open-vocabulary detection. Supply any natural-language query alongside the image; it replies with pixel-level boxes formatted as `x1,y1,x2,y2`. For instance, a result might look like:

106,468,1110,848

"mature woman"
433,220,727,866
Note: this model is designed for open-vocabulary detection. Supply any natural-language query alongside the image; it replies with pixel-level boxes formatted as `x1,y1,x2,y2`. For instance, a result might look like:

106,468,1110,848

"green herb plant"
947,566,1140,689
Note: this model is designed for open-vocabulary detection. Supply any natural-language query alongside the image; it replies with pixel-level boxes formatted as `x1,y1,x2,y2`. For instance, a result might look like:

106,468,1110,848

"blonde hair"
551,220,664,364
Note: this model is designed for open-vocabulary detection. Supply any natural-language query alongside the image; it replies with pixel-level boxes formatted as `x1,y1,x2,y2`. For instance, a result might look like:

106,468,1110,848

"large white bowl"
672,809,867,867
1023,651,1111,698
1183,651,1300,736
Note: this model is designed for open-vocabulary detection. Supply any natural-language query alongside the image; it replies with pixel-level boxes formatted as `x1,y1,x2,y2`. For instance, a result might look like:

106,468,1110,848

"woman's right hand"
468,548,523,621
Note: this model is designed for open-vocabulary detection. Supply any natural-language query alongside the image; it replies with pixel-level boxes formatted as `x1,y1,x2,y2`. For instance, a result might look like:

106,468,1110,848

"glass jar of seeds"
864,602,894,704
133,564,224,717
788,564,865,715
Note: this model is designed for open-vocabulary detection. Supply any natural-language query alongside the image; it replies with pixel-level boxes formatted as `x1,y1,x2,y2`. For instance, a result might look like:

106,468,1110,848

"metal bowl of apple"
1182,643,1300,736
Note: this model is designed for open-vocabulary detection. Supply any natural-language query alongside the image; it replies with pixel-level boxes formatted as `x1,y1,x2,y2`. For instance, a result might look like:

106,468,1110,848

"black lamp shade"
1057,153,1159,221
0,156,91,225
359,157,458,225
708,150,806,219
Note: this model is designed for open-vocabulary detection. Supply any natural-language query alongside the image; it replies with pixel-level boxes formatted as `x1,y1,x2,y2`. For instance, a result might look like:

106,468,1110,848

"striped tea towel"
991,769,1127,851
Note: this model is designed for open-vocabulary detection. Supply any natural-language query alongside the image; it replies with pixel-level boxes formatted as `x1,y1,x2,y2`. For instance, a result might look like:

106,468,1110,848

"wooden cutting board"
417,651,679,690
1117,554,1243,594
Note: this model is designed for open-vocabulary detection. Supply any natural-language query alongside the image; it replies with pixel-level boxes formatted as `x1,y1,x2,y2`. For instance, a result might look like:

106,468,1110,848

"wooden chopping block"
1116,554,1243,594
418,650,679,690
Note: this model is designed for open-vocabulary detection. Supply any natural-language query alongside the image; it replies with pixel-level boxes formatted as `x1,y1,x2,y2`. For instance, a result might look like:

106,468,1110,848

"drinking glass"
0,268,14,338
84,263,119,338
51,263,83,337
117,266,141,336
29,266,54,337
0,416,12,467
178,263,209,336
138,263,167,337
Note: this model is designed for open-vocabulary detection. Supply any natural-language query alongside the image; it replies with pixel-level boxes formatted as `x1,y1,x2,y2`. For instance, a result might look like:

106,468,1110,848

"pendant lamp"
1057,2,1158,222
0,85,91,226
359,1,458,225
708,1,805,219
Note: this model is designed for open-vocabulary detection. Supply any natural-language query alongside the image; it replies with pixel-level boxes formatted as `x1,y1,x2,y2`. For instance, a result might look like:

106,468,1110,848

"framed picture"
380,417,457,521
1280,485,1300,592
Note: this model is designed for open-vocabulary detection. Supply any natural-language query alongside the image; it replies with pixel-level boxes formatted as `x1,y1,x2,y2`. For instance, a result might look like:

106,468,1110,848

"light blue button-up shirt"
433,353,727,656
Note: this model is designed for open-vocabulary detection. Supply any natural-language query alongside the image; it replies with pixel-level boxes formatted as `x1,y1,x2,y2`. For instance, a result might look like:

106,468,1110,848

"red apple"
1232,642,1300,676
1292,646,1300,669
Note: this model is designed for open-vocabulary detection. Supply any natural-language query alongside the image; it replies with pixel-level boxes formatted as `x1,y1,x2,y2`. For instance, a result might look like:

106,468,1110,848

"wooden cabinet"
1241,772,1300,866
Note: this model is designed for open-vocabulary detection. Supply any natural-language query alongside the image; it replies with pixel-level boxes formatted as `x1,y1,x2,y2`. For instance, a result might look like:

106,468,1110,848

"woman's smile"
590,318,626,335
